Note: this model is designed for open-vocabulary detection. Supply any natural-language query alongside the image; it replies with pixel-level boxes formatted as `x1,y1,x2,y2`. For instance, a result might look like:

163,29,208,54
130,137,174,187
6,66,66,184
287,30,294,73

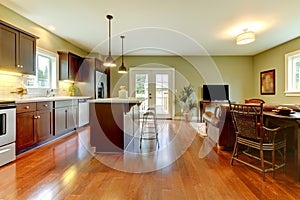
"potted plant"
177,84,198,121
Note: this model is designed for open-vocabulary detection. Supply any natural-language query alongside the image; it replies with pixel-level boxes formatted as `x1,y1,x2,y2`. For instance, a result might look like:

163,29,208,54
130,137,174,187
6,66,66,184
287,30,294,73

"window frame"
26,48,57,89
285,49,300,96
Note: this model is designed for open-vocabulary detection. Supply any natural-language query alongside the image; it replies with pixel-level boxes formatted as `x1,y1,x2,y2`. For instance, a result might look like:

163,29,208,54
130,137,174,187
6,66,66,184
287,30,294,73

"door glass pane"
155,74,169,115
130,69,173,118
135,74,148,112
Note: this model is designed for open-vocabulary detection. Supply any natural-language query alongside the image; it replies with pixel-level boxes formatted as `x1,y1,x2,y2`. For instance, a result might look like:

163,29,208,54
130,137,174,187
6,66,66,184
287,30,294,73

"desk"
264,111,300,181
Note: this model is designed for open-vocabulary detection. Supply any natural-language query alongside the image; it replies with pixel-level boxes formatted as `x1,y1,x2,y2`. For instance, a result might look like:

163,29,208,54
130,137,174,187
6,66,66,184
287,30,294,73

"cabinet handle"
20,65,23,68
65,109,68,129
33,115,41,119
25,106,30,109
44,104,48,107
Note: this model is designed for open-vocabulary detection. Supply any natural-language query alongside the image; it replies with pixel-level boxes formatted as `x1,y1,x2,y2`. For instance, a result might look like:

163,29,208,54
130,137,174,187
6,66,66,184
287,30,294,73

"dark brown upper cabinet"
19,33,36,74
58,51,83,81
0,21,37,75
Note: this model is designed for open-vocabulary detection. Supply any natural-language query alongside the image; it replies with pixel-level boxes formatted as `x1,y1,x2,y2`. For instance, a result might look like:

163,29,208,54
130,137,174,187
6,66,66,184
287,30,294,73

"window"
285,50,300,96
26,48,57,88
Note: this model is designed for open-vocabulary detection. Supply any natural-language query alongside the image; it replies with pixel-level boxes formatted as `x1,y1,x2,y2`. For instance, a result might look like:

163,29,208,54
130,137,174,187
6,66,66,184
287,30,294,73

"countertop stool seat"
140,107,159,149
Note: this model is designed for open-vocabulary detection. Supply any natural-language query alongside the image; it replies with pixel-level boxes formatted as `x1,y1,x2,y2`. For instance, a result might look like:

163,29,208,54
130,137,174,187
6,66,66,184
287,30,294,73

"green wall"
110,55,253,104
253,37,300,104
110,56,202,97
0,4,88,57
212,56,254,102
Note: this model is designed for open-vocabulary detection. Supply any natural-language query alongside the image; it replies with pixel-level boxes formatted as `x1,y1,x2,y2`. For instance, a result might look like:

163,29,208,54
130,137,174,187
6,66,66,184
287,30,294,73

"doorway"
129,67,175,119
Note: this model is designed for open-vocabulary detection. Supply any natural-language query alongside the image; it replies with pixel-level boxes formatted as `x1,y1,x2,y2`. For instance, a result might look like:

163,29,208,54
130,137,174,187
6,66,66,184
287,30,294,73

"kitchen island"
88,98,142,153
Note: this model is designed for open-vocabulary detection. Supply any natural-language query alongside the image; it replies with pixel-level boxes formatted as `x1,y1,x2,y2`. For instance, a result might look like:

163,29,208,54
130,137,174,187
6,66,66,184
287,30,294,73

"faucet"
46,89,54,97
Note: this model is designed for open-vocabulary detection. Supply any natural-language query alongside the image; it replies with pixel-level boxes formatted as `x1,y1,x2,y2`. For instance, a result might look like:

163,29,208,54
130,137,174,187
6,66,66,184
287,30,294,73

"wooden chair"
245,98,265,104
229,101,286,180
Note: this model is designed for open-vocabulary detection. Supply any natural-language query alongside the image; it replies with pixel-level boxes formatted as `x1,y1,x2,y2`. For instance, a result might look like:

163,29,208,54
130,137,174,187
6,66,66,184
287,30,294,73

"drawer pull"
25,106,30,109
44,104,48,107
0,149,10,154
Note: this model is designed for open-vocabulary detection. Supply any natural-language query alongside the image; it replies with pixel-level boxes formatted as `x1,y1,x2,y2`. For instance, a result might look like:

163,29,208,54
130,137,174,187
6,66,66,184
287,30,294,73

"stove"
0,100,16,167
0,100,16,109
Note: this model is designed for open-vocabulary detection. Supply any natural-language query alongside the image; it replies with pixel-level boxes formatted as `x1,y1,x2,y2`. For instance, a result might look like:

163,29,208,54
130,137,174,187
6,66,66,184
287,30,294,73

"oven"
0,101,16,167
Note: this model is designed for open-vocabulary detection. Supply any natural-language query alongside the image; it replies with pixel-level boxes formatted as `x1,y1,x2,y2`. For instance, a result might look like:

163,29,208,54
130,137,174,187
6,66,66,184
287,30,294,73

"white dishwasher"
78,99,89,127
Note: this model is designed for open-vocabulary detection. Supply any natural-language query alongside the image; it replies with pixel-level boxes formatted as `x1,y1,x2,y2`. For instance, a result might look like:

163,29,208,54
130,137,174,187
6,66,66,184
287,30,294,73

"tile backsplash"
0,73,21,98
0,73,73,99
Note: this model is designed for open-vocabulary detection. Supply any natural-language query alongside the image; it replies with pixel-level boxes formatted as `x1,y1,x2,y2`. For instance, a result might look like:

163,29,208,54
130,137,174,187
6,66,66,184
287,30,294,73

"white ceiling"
1,0,300,56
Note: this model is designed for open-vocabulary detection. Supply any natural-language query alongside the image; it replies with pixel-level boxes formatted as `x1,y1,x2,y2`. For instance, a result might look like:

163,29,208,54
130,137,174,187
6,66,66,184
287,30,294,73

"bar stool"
140,107,159,149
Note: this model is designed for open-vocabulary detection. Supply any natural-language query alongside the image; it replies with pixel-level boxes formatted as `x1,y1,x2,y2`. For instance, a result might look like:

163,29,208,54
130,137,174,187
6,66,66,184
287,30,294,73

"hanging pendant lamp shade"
236,29,255,45
118,35,127,74
103,15,116,67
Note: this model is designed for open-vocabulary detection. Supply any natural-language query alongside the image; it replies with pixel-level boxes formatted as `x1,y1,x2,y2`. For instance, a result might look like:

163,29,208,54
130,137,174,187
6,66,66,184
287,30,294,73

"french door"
129,68,175,119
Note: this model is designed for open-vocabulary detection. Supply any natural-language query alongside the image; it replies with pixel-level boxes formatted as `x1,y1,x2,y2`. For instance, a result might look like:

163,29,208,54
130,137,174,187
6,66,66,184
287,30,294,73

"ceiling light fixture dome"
118,35,127,74
103,14,116,67
236,29,255,45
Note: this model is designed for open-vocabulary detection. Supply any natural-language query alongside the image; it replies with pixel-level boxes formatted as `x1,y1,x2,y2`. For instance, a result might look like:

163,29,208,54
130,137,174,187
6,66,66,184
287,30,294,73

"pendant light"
118,35,127,74
103,15,116,67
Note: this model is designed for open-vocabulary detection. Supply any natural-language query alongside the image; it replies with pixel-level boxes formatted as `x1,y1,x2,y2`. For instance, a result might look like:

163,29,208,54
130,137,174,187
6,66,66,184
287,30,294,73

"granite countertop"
14,96,91,103
88,98,143,104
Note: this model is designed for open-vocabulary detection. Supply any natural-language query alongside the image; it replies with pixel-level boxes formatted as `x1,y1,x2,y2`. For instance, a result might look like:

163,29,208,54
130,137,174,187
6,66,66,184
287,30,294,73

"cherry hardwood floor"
0,120,300,199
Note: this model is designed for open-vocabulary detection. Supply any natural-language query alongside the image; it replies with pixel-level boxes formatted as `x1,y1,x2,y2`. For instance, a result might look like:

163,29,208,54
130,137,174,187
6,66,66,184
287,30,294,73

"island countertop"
88,98,143,104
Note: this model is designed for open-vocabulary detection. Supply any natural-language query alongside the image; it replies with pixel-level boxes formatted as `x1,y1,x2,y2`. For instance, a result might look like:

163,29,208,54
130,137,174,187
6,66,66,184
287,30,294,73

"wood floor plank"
0,120,299,199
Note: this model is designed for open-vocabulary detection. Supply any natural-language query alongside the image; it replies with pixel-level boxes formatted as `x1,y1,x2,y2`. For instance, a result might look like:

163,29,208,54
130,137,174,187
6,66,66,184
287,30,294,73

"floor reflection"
95,120,197,173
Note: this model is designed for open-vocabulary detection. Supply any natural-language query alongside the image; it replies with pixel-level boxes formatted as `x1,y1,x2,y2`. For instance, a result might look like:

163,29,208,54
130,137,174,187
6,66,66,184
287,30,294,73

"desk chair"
229,101,286,180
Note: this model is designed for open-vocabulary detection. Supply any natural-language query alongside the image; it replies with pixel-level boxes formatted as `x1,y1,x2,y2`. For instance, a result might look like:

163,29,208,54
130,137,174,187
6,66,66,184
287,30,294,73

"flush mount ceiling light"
236,29,255,45
103,14,116,67
118,35,127,74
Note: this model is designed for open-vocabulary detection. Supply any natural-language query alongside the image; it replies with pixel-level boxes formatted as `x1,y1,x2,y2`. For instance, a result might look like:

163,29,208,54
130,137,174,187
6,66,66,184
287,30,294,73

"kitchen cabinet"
16,103,36,152
16,101,53,153
36,101,53,142
0,24,18,71
58,51,83,81
77,57,107,98
18,32,36,75
54,100,78,135
0,21,37,75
